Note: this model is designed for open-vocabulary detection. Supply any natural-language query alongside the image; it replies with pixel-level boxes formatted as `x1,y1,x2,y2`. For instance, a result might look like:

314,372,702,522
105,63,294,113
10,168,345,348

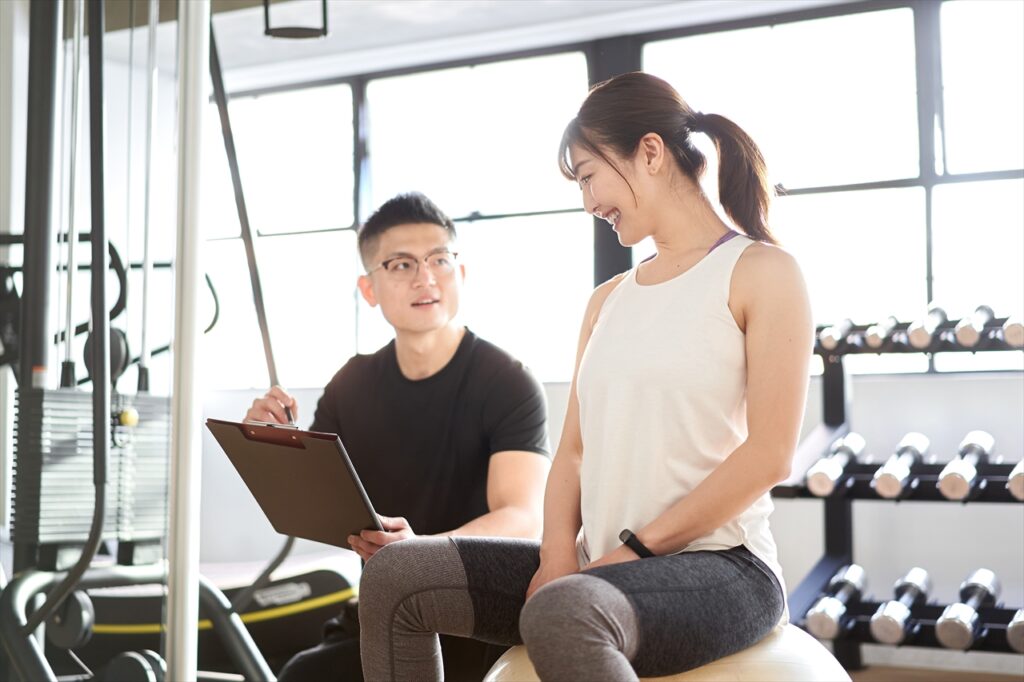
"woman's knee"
519,574,637,651
359,537,443,604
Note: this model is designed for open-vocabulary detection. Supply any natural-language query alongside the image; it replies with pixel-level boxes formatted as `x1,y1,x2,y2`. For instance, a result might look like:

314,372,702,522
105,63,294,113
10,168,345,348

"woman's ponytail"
695,113,777,245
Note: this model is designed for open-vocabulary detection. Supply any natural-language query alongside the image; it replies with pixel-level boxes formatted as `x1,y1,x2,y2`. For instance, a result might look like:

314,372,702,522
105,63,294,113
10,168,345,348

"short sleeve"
482,362,551,458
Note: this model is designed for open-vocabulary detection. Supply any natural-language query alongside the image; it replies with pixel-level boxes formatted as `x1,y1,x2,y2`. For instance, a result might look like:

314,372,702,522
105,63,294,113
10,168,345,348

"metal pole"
166,1,210,679
18,0,61,389
61,0,84,387
138,0,160,392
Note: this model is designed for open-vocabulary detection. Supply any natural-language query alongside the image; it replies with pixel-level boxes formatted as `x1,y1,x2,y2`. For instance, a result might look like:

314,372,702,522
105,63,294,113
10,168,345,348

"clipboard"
206,418,383,548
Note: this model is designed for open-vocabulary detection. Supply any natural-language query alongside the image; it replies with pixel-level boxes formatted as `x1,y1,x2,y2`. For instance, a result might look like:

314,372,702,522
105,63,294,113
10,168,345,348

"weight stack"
12,388,171,570
113,392,172,565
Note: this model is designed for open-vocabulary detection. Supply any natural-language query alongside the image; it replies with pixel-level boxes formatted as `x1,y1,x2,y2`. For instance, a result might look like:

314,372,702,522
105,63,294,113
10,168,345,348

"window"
643,9,919,190
931,179,1024,372
940,0,1024,174
367,53,587,218
201,232,361,391
200,83,357,390
457,213,593,381
203,83,354,238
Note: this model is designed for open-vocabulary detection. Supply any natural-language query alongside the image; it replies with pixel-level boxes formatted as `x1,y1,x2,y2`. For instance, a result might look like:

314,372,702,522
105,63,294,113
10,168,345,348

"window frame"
208,0,1021,378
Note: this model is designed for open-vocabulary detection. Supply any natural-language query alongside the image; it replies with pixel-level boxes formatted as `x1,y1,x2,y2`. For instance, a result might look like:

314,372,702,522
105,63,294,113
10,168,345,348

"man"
245,192,551,681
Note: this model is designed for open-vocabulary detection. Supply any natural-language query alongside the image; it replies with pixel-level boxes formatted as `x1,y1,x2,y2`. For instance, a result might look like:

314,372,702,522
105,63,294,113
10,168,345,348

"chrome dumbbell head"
938,430,995,501
954,305,994,348
865,316,899,349
805,564,867,640
935,568,1001,650
908,306,947,349
873,432,930,499
807,433,866,497
1007,609,1024,654
870,567,931,645
819,319,854,351
1008,461,1024,502
1002,316,1024,348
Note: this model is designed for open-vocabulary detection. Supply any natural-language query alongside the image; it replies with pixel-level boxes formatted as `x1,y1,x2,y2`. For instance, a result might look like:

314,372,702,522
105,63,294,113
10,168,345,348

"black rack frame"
772,316,1023,668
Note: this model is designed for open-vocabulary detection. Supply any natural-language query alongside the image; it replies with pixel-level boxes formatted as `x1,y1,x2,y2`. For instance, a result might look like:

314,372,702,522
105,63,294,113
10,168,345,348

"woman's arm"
526,275,625,597
632,244,813,556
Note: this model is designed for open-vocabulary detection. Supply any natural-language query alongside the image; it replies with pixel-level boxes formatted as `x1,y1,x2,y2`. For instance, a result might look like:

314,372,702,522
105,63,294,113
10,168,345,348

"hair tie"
690,111,706,132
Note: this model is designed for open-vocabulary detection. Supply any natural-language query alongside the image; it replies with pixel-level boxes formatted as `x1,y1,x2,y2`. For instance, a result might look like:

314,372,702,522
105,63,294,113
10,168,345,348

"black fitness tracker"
618,528,655,558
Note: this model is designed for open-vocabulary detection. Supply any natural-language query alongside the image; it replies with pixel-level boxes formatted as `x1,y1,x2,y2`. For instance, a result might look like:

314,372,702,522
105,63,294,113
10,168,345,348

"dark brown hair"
357,192,456,268
558,72,776,244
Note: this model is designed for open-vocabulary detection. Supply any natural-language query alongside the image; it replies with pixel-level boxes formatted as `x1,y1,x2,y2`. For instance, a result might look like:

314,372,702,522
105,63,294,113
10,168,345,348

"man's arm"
350,451,548,560
443,450,550,538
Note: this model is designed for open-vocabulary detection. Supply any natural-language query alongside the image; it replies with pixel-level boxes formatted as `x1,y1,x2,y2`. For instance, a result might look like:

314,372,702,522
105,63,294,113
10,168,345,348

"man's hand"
244,386,297,424
348,515,415,562
525,547,579,601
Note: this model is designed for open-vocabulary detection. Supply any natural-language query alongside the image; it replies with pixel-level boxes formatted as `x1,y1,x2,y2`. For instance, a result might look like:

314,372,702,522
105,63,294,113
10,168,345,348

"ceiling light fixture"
262,0,328,39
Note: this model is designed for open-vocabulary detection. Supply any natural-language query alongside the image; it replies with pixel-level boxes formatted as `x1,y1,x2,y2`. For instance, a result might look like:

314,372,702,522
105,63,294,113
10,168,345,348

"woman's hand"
585,543,642,570
525,547,579,601
348,515,415,562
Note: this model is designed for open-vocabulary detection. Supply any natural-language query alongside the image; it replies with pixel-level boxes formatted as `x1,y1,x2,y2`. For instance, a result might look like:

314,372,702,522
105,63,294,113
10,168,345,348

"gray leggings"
359,537,784,681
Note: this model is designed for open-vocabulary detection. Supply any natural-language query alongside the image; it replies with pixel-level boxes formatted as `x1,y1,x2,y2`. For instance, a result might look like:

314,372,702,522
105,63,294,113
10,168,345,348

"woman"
357,71,813,681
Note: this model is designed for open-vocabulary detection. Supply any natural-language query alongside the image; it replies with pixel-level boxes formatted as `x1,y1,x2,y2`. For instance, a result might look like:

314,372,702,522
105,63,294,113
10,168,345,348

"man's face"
357,223,464,336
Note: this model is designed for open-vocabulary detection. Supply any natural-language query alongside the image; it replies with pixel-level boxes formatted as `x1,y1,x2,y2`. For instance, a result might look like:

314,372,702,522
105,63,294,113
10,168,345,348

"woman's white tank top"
576,234,787,612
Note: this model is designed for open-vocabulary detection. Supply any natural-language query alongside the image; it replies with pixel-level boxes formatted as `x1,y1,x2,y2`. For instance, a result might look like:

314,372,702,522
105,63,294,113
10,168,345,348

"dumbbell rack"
772,316,1023,668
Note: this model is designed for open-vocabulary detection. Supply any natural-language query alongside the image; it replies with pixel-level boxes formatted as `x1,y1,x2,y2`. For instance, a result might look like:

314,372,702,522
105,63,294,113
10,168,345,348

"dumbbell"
938,430,995,501
806,432,866,497
870,567,931,644
1007,608,1024,654
865,316,899,350
805,564,867,639
954,305,995,348
998,316,1024,348
908,305,948,349
1008,460,1024,501
873,432,930,499
935,568,1001,650
819,319,854,352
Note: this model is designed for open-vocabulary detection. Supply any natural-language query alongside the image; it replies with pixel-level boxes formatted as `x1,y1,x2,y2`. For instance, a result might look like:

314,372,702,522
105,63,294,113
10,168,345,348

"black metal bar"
788,554,850,632
779,168,1024,196
823,495,854,561
21,0,112,641
913,0,944,183
1,564,166,682
586,36,641,286
209,28,282,391
18,0,61,388
352,77,367,226
776,462,1024,504
774,423,849,491
198,575,275,682
914,1,944,375
88,0,110,482
821,355,848,427
12,0,62,577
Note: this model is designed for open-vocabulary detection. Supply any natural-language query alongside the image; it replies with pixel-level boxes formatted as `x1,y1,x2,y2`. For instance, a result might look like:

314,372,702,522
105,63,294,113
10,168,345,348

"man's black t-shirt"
309,329,550,535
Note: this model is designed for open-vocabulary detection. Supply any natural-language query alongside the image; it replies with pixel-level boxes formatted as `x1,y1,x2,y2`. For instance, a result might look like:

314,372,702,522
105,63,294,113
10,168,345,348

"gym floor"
851,666,1024,681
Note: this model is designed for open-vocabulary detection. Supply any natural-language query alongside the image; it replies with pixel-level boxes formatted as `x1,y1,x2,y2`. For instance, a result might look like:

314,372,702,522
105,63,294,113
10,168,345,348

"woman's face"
568,143,649,247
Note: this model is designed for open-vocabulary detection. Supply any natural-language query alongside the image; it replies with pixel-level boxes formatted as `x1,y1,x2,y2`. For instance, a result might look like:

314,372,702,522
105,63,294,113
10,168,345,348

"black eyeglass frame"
263,0,328,39
367,250,460,278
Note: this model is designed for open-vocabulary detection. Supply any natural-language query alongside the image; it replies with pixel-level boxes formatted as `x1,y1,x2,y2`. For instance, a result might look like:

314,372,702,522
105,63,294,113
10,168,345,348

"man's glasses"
368,250,459,282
